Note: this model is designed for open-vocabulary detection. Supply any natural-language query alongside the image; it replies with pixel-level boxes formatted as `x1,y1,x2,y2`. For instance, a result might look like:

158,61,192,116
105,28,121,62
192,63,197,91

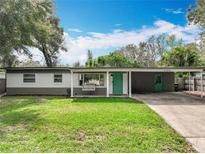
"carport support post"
193,76,195,91
188,72,191,93
71,71,73,97
106,71,109,97
201,72,203,98
129,71,132,98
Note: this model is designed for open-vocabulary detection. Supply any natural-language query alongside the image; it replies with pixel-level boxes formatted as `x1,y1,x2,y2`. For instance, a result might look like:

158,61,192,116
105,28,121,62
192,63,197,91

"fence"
183,77,205,92
0,79,6,94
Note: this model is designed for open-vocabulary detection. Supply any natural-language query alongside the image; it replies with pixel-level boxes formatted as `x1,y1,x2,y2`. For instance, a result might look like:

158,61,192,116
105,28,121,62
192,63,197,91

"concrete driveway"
133,92,205,152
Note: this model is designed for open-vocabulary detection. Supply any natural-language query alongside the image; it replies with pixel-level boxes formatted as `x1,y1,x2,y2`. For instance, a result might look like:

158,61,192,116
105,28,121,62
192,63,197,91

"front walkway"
133,92,205,152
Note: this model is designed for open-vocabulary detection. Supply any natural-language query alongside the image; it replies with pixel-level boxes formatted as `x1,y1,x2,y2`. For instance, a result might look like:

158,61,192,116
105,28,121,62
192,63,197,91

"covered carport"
130,67,205,98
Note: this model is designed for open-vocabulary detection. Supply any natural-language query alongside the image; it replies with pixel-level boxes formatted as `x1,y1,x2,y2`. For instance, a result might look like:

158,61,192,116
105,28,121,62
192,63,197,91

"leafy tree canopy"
161,44,203,67
188,0,205,62
0,0,66,67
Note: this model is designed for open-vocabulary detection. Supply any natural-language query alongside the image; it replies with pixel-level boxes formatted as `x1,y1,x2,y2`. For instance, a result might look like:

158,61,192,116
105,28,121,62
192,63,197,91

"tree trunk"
42,45,53,67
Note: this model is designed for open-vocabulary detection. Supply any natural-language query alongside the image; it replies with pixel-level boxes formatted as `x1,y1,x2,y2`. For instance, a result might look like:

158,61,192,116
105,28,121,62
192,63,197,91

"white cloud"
60,20,201,65
67,28,82,33
59,32,88,65
162,8,184,14
66,20,200,49
15,47,45,64
20,19,201,66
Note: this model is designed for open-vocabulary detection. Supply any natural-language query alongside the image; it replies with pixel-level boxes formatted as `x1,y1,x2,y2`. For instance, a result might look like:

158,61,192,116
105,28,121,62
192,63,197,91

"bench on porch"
82,84,96,91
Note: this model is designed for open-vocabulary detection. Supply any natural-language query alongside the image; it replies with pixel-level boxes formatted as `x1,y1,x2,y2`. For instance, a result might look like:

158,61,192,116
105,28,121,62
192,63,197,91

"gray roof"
5,66,205,73
6,67,71,73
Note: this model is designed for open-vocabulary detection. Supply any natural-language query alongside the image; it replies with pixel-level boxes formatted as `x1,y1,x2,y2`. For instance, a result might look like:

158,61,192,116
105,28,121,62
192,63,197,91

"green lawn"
0,96,195,152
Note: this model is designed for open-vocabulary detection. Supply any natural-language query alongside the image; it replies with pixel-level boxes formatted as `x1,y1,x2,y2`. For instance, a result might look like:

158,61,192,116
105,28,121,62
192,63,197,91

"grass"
0,96,195,152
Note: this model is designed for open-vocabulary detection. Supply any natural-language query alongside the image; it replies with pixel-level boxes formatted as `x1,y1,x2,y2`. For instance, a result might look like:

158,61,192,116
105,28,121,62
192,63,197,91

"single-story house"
5,67,205,97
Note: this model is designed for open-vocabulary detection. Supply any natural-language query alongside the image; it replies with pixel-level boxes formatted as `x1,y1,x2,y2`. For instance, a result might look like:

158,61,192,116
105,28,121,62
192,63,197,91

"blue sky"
55,0,195,35
45,0,199,65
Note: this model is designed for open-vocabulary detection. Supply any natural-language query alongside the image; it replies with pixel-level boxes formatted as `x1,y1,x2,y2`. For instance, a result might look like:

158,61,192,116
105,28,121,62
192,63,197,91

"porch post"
106,71,109,97
193,76,195,91
201,72,203,98
188,72,191,93
129,71,132,98
71,71,73,97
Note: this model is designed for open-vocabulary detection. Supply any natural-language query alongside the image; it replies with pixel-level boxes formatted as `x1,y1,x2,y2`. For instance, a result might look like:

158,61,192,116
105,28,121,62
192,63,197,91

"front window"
54,74,62,83
79,73,104,86
23,73,35,83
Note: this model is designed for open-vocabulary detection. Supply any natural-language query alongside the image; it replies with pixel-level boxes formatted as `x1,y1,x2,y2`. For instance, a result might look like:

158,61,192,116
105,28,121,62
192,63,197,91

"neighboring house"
5,67,205,97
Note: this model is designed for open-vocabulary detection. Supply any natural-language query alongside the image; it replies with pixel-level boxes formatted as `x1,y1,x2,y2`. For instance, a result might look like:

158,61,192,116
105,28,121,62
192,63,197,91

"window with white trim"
23,73,35,83
79,73,104,86
54,73,62,83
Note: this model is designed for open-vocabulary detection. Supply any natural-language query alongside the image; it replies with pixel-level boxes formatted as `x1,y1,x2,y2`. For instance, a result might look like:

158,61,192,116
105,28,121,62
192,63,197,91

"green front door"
113,73,123,95
154,74,162,92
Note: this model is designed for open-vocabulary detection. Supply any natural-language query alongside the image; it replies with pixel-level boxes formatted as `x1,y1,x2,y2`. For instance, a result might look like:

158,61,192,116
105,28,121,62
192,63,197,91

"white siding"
0,72,5,79
109,74,113,94
123,73,128,94
7,72,128,94
7,73,71,88
73,73,79,87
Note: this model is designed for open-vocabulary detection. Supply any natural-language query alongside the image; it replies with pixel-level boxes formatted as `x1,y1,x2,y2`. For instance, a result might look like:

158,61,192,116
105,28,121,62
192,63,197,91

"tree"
18,60,42,67
161,45,202,67
73,61,81,67
167,35,182,50
116,34,174,67
0,0,66,67
87,50,93,60
0,52,19,67
96,52,134,67
138,34,182,66
85,50,94,67
187,0,205,27
188,0,205,62
116,44,150,67
0,0,34,67
32,16,67,67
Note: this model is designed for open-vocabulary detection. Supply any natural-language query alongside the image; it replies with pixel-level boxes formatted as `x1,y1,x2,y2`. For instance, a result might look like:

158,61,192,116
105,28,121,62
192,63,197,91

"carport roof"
70,67,205,72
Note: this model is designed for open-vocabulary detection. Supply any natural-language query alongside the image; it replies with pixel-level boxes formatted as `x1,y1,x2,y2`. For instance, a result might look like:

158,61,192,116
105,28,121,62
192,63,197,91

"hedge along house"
5,67,205,97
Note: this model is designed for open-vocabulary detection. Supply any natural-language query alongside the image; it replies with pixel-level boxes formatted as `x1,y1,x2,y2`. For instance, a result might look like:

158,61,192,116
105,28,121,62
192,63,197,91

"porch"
70,70,131,97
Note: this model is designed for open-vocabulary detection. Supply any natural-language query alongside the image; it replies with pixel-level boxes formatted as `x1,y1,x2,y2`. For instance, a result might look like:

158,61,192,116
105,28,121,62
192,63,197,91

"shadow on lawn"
2,95,66,100
0,109,42,144
0,96,66,114
0,97,43,114
72,97,143,104
1,97,44,135
0,108,40,126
